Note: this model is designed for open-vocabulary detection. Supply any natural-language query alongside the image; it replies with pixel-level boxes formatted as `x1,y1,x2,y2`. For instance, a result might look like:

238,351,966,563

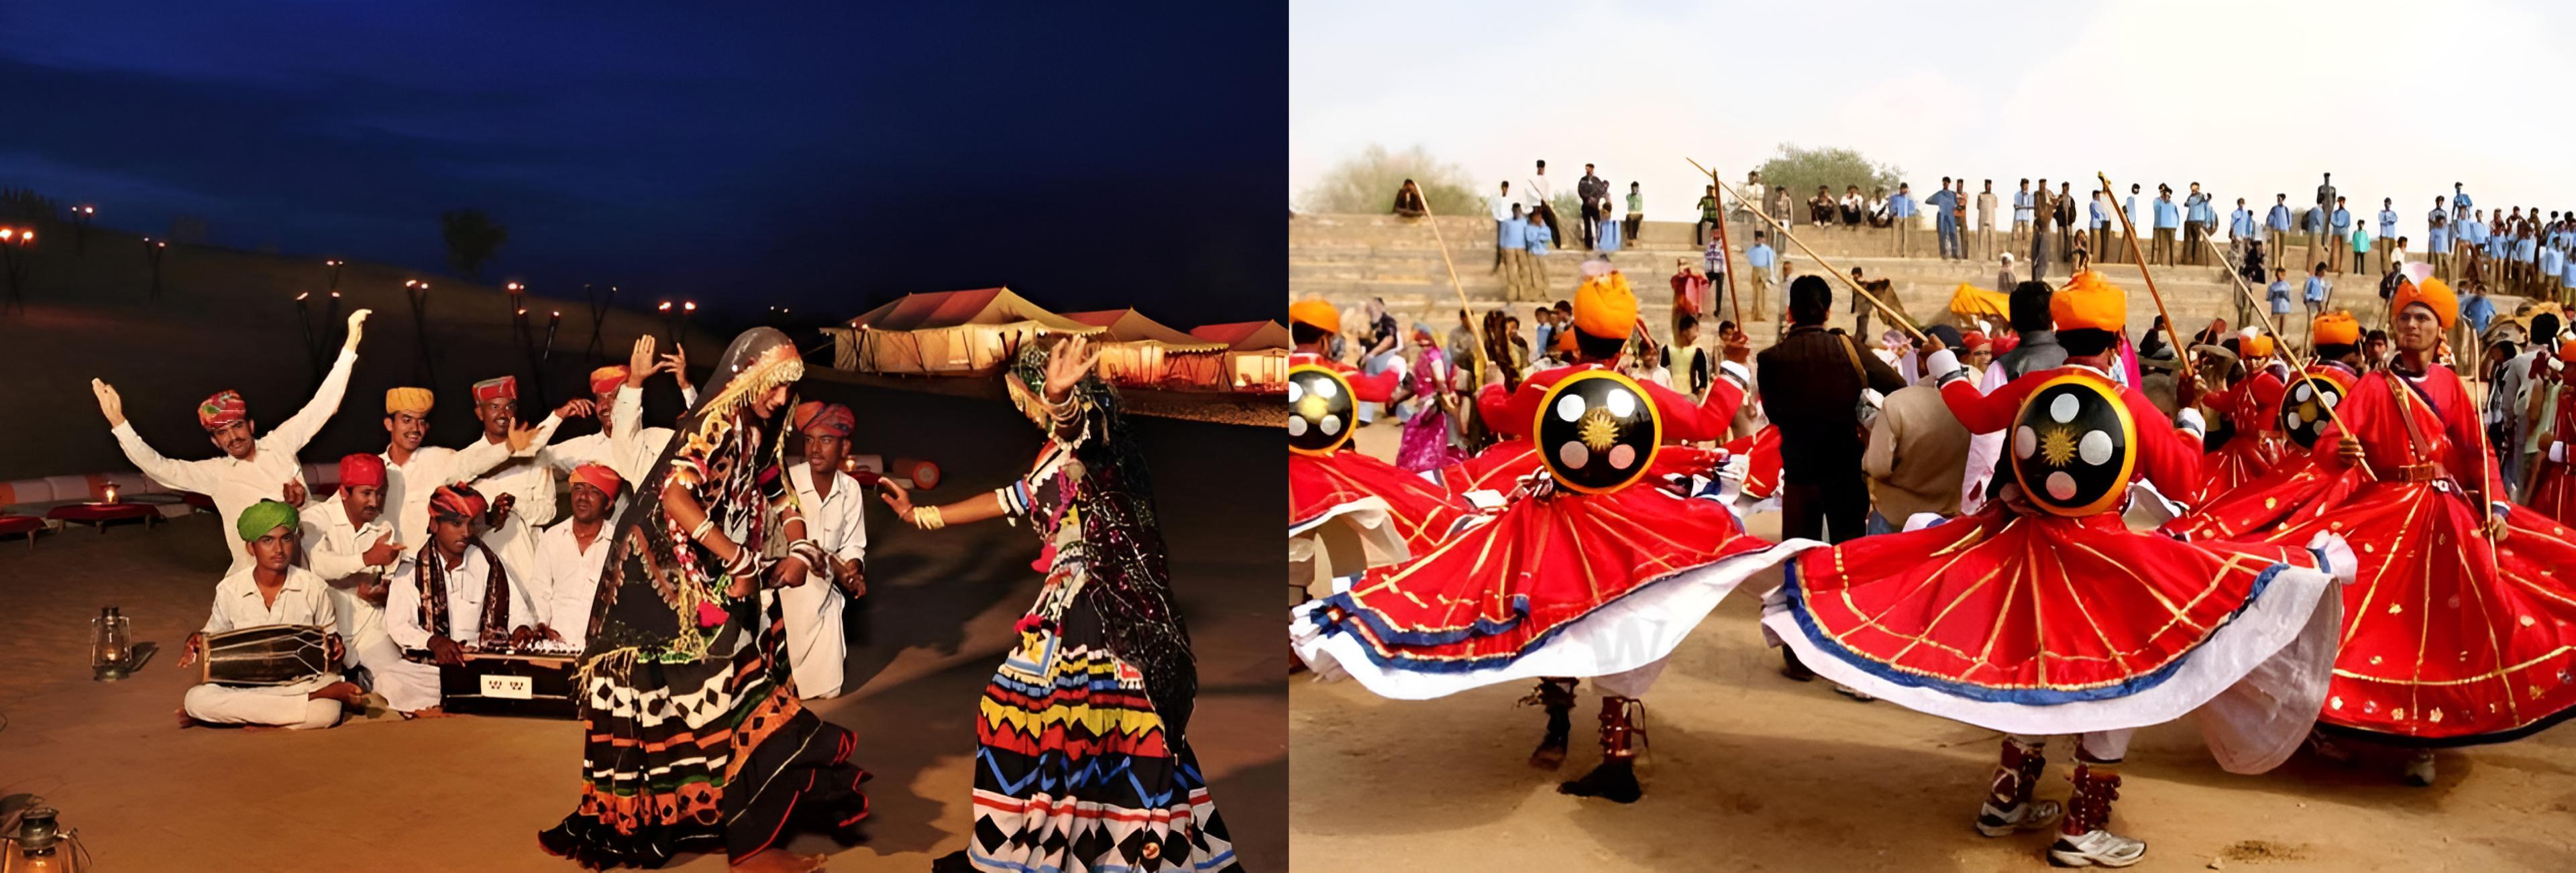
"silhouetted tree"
440,209,508,281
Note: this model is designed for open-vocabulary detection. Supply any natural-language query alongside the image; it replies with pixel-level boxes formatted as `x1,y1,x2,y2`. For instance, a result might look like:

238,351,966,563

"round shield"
2277,372,2348,451
1533,369,1662,494
1288,363,1356,456
2008,372,2138,517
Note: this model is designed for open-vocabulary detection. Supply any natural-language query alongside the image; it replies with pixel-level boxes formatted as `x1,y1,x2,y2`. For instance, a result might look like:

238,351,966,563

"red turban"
1992,334,2022,355
338,453,386,489
590,365,629,396
471,375,517,403
794,401,854,437
429,484,487,520
197,390,247,430
1960,331,1990,351
568,463,623,498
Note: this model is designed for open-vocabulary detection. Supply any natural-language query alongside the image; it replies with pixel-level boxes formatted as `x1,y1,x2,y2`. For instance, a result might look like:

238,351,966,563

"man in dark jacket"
1993,280,2066,381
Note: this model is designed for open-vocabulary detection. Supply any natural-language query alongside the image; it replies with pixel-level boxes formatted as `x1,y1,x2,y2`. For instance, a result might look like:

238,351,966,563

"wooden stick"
1696,166,1746,329
1409,190,1491,390
2204,235,2373,479
1692,158,1924,341
2097,173,2188,375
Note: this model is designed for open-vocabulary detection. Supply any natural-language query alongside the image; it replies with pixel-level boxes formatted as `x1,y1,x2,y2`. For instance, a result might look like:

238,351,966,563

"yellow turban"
385,387,435,415
1571,271,1638,341
2049,270,2128,333
1289,299,1340,334
2243,333,2275,358
2391,277,2458,329
2310,310,2360,347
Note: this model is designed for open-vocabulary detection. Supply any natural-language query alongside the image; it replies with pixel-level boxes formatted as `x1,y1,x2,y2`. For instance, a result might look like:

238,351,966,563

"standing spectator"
1863,325,1972,532
1662,314,1715,400
2377,198,2401,274
2455,182,2474,223
2302,199,2327,275
2125,183,2147,263
2516,227,2542,297
1528,159,1562,245
2315,172,2338,233
2089,187,2113,261
1490,181,1517,271
1976,180,1998,261
1596,198,1623,253
2303,262,2331,343
1531,304,1559,362
2377,257,2407,327
1391,179,1428,217
1756,274,1907,545
1672,257,1711,330
1739,170,1768,223
2561,240,2576,304
1499,203,1533,298
1576,163,1607,249
1622,182,1644,243
1768,183,1796,235
2150,184,2181,266
2229,197,2257,263
2266,268,2294,336
1996,251,2018,292
2053,182,2078,266
1522,209,1554,297
1745,231,1777,323
2183,182,2214,265
2011,179,2034,248
2328,196,2353,274
2029,178,2055,281
1925,178,1958,259
1849,266,1877,338
1695,184,1724,245
2428,211,2453,283
1952,178,1970,253
2266,192,2294,251
2351,217,2374,287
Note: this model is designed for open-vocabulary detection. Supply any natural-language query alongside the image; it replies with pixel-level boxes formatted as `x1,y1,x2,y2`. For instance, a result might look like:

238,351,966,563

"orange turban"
471,375,517,404
2559,339,2576,363
567,463,623,498
2391,277,2458,329
2243,333,2275,358
385,388,434,415
2049,270,2128,333
1289,299,1340,334
590,365,629,396
2310,310,2360,347
1552,327,1579,354
1571,271,1638,341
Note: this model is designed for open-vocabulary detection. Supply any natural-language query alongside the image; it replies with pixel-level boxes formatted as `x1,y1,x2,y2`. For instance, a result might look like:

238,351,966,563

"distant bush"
0,187,60,222
1299,144,1484,217
1756,145,1904,201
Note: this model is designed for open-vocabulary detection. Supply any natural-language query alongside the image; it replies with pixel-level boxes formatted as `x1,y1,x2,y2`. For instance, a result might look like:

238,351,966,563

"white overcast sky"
1293,0,2576,243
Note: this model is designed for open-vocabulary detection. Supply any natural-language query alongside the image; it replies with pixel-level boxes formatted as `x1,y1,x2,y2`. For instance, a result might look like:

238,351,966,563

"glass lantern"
3,806,64,873
90,607,131,681
99,482,119,505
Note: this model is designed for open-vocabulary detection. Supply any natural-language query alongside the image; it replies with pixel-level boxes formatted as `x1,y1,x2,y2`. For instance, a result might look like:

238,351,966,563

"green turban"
236,499,300,542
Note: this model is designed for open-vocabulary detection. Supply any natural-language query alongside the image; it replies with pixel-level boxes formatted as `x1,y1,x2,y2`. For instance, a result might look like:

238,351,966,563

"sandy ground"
1289,420,2576,872
0,391,1284,871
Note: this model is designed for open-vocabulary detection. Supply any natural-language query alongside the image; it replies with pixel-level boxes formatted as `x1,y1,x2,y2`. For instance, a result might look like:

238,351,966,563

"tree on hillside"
0,187,60,222
441,209,509,281
1754,144,1903,202
1299,144,1483,217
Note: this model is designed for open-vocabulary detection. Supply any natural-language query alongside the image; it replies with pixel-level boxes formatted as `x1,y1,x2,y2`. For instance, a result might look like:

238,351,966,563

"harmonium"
431,641,586,718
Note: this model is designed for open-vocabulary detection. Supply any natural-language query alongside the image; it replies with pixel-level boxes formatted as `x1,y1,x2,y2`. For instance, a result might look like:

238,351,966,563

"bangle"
689,517,716,542
911,506,946,530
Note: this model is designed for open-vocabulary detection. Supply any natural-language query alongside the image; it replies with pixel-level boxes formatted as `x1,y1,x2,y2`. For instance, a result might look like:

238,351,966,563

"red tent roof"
848,287,1101,333
1188,320,1291,351
1059,308,1226,350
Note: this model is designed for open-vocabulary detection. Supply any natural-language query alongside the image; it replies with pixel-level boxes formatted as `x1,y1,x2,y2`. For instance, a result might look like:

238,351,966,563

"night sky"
0,3,1283,329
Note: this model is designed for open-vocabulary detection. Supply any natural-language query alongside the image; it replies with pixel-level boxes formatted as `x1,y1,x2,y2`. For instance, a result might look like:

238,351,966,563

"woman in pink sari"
1395,327,1466,471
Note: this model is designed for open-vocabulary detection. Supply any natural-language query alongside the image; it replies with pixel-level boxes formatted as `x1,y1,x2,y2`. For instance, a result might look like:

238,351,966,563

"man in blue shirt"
2453,182,2473,223
2426,213,2453,283
1926,177,1962,261
2328,197,2353,274
2183,182,2215,266
2012,180,2033,249
2123,184,2146,265
2229,198,2257,261
1746,230,1778,308
2514,229,2540,296
1887,183,1919,257
2303,262,2332,335
1492,182,1518,271
2090,189,2113,263
2266,193,2293,245
2377,198,2400,274
2267,267,2296,334
2150,184,2181,266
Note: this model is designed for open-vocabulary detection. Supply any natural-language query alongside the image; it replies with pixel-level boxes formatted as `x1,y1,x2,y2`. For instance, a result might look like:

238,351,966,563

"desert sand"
1288,423,2576,872
0,388,1285,871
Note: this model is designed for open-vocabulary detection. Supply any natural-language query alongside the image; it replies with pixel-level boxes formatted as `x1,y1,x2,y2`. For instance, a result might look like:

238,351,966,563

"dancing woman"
885,337,1242,873
539,328,868,872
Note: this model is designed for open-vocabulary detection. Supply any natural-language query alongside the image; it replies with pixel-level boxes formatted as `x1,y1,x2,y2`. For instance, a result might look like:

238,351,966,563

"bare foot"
307,681,366,705
176,707,201,729
397,706,455,720
731,850,827,872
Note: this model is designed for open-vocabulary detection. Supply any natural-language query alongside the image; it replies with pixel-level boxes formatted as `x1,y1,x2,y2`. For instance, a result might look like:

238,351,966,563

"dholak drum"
433,643,582,719
203,624,333,687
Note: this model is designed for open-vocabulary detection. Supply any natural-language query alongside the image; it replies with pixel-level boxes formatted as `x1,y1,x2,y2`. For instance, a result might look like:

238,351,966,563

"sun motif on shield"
1578,407,1622,451
1295,393,1330,421
2039,425,2078,466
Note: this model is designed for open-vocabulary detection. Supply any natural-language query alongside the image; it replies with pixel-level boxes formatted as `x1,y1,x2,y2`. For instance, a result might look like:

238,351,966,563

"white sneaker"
1976,799,2061,837
1831,683,1876,702
2403,751,2436,787
2049,828,2146,867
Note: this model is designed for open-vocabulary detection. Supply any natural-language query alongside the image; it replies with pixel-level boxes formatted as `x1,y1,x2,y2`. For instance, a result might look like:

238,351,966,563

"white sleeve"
517,546,551,630
268,347,358,453
609,386,647,479
384,563,429,650
307,576,339,633
203,591,233,636
111,422,217,494
445,437,512,485
301,514,369,582
837,488,866,562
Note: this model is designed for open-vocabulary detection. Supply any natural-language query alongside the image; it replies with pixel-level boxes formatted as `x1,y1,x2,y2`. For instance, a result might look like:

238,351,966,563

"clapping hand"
627,336,657,389
342,309,372,353
555,398,596,420
1043,335,1100,401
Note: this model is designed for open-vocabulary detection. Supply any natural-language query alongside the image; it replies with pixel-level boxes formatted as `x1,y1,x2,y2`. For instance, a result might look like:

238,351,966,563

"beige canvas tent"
822,287,1102,375
1061,308,1233,391
1188,320,1291,392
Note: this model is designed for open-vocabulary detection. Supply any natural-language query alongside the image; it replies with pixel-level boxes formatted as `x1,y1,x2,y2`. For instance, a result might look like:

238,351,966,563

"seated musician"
386,485,543,709
299,453,447,717
177,500,364,730
529,463,623,650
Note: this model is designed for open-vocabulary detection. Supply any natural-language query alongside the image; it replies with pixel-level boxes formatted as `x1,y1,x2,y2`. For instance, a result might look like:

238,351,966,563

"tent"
822,287,1103,375
1061,308,1232,391
1188,320,1291,392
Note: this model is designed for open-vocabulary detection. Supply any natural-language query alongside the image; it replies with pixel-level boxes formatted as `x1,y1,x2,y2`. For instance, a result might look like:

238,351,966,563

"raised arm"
268,310,370,452
95,380,220,495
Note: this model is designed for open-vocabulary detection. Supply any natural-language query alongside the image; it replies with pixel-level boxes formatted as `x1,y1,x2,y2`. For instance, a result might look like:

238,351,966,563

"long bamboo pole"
1695,166,1746,329
2097,173,2187,376
1409,192,1491,391
1690,158,1924,341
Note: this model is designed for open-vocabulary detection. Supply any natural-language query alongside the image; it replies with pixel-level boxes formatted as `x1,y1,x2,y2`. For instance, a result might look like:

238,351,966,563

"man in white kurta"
378,386,549,587
297,453,447,713
93,310,370,574
181,500,364,730
771,402,869,699
605,336,694,486
550,361,698,487
385,485,538,711
529,464,622,649
461,375,582,587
